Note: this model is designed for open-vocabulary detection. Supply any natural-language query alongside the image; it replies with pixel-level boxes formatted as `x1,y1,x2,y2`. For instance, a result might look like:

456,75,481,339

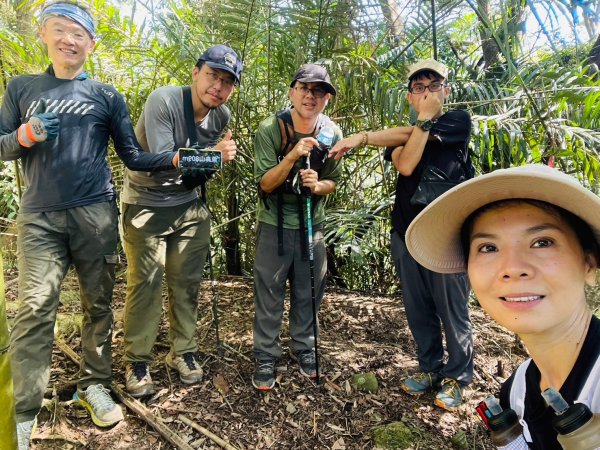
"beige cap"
405,164,600,274
407,58,449,80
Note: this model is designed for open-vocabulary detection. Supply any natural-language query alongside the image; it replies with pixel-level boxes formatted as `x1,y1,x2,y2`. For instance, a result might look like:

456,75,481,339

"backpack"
509,355,600,443
260,108,329,257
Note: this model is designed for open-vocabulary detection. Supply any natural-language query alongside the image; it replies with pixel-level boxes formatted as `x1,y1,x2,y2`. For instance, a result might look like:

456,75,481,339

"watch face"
417,119,433,131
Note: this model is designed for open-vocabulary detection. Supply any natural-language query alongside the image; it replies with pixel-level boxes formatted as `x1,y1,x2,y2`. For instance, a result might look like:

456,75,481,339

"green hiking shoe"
74,384,124,427
434,378,464,411
400,372,442,395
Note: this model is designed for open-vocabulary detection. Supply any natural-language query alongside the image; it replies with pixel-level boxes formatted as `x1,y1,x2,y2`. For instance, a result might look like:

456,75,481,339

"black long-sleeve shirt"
0,66,176,212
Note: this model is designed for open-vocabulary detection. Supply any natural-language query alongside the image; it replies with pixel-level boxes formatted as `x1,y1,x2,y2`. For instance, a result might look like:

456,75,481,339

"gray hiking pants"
253,222,326,360
122,199,210,361
11,201,119,422
391,231,473,385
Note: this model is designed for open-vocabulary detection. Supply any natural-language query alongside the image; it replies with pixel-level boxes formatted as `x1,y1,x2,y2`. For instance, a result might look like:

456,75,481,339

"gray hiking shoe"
290,350,318,378
73,384,124,427
252,358,276,391
166,352,204,384
126,362,155,398
17,417,36,450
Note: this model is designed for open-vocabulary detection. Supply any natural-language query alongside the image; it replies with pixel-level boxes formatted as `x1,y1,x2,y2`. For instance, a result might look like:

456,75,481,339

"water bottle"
311,126,334,170
316,126,334,149
543,387,600,450
488,408,530,449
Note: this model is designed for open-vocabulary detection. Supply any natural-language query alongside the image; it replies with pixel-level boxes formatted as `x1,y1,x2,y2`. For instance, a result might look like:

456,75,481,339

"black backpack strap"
277,191,284,256
297,195,308,260
182,86,198,146
277,109,296,156
182,86,208,201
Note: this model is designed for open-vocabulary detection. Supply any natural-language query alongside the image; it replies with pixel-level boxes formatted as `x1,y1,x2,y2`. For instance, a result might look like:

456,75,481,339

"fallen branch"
55,338,195,450
178,414,239,450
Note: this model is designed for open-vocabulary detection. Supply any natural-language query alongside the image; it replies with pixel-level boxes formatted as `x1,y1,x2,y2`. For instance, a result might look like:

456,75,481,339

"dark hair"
407,70,445,91
460,199,600,265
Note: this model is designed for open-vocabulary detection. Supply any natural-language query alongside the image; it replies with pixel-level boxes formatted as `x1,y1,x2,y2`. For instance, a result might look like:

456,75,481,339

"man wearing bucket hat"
405,164,600,448
251,64,342,390
0,1,182,447
329,58,474,410
121,45,242,397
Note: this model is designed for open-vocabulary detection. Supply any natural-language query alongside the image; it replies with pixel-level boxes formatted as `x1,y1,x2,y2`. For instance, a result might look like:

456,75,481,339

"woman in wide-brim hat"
405,164,600,449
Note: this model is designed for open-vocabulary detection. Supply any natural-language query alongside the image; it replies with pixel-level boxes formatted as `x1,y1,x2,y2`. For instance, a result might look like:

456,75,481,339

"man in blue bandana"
0,2,180,447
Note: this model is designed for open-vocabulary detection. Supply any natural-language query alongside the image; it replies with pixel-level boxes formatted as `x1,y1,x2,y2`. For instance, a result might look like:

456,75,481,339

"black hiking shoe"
290,350,317,378
252,359,276,391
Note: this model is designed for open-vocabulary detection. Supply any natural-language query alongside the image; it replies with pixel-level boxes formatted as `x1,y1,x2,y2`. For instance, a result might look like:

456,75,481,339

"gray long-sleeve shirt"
121,85,230,206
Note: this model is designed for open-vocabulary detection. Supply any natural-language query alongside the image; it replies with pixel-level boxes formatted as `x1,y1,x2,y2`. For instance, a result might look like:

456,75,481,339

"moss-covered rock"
350,372,378,393
372,421,417,449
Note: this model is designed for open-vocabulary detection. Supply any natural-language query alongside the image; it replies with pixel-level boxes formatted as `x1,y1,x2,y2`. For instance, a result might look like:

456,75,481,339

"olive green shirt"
254,113,343,229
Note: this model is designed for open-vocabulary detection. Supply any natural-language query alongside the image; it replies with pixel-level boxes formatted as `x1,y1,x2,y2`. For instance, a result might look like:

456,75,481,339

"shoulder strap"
577,353,600,411
277,109,295,156
509,358,533,443
182,86,207,201
182,86,198,147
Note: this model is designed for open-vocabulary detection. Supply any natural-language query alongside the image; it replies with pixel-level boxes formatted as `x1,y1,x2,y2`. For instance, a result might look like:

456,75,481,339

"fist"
18,112,60,148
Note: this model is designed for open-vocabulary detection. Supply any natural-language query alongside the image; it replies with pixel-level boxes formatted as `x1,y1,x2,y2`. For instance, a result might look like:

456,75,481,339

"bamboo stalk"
178,415,239,450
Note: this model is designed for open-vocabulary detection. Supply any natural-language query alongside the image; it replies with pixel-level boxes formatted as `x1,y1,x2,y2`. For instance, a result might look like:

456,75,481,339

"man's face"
192,64,236,110
407,73,449,114
289,82,331,120
40,17,95,71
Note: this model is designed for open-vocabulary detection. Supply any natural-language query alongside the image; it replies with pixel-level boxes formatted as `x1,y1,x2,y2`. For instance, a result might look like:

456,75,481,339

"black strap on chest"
182,86,208,202
268,109,324,258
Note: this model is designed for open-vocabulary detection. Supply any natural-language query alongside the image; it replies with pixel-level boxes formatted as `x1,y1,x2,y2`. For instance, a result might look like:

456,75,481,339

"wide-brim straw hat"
405,164,600,274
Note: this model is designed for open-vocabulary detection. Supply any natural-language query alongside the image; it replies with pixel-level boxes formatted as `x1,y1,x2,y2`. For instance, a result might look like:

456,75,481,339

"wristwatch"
415,119,434,131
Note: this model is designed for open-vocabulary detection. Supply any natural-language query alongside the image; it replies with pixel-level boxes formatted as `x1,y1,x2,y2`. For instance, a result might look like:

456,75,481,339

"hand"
172,151,180,168
213,130,237,163
413,93,443,121
328,133,362,160
300,168,319,194
288,137,318,162
17,111,59,148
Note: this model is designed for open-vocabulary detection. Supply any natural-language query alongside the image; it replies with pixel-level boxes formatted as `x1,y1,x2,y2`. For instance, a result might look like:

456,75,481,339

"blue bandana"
41,3,95,38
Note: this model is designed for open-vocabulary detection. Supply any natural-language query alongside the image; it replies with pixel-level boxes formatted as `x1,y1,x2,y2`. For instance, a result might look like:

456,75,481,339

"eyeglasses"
205,70,236,89
47,27,90,43
409,82,447,94
294,85,328,99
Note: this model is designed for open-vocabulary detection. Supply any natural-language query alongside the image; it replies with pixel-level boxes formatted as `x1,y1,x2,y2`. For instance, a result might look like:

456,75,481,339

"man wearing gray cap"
330,59,473,410
0,1,181,447
121,45,242,397
252,64,343,390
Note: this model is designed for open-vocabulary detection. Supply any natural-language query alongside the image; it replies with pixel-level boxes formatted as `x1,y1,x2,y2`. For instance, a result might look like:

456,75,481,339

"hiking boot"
17,417,36,450
126,362,155,398
73,384,124,427
401,372,442,395
252,358,276,391
166,352,204,384
435,378,464,411
290,350,317,378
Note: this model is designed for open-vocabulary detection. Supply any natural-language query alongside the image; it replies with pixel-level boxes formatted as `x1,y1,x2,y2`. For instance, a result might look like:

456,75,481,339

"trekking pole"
207,242,224,358
203,191,224,359
302,156,320,385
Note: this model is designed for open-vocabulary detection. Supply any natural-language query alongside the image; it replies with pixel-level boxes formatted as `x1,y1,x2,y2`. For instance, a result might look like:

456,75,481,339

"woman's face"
467,202,597,336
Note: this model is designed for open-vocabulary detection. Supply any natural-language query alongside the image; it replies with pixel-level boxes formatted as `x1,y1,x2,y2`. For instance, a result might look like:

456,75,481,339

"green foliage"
0,0,599,292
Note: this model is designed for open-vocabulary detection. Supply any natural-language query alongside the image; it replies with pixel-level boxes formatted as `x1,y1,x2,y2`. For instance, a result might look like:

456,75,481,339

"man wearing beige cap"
330,58,474,410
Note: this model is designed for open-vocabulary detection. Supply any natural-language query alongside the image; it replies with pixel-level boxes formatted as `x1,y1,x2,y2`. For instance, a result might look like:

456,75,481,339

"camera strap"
182,86,207,201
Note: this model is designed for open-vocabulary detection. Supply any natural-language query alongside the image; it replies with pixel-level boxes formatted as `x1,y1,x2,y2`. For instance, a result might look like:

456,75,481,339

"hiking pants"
122,199,210,361
391,231,473,385
253,222,326,360
11,201,119,422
